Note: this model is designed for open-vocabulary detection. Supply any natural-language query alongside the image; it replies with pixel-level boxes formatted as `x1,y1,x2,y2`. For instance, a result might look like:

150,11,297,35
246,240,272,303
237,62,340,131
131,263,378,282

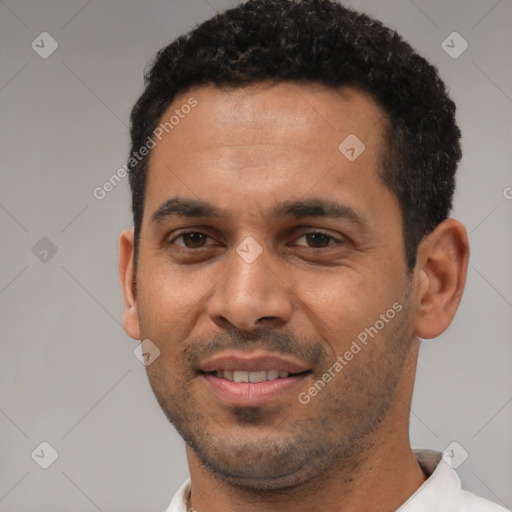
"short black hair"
128,0,461,270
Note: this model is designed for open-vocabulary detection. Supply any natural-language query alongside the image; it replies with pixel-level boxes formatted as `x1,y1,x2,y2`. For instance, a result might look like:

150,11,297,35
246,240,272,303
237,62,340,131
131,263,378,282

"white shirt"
165,449,509,511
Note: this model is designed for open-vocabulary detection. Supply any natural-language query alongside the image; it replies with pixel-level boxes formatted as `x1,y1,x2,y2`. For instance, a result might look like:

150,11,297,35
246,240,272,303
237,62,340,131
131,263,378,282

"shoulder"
457,489,510,511
403,449,510,512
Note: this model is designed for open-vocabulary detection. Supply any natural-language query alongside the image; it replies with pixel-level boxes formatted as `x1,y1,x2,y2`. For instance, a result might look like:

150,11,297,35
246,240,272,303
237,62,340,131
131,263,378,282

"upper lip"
199,351,311,374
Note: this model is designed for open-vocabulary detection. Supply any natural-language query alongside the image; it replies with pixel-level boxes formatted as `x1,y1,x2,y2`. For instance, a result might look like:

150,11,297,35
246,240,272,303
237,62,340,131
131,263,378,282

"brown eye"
296,232,335,248
173,232,210,248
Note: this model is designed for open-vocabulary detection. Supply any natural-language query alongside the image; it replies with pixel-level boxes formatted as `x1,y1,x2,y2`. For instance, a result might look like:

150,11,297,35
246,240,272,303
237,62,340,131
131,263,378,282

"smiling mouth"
199,351,313,405
204,369,310,383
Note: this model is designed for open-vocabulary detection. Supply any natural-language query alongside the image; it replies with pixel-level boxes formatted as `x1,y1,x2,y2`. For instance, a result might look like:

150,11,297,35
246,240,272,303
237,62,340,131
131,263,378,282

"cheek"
136,261,205,341
292,268,402,352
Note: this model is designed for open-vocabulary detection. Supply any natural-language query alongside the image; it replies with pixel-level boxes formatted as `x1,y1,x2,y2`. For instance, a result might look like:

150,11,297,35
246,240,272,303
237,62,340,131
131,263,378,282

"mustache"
184,327,327,368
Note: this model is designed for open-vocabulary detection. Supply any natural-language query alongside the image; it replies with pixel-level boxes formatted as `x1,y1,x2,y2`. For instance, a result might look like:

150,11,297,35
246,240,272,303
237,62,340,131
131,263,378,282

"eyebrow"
273,198,362,224
150,197,363,225
151,197,225,223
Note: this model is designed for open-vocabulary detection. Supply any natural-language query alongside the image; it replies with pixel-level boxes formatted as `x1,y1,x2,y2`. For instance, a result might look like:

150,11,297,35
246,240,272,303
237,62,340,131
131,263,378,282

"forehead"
144,82,394,224
155,82,385,159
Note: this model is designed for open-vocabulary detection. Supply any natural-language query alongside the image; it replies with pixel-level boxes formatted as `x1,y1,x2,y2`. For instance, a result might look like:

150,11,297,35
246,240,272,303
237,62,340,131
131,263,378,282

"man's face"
128,83,417,488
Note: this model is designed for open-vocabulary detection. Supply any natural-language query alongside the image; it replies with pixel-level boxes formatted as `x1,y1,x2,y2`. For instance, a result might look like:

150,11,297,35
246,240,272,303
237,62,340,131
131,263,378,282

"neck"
185,341,425,512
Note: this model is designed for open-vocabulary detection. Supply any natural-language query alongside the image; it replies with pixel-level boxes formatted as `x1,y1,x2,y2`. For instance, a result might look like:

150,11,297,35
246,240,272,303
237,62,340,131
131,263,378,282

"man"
119,0,507,510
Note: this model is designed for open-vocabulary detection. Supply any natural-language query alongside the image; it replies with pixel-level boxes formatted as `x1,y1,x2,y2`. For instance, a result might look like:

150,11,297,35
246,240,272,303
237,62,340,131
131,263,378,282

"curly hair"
128,0,461,270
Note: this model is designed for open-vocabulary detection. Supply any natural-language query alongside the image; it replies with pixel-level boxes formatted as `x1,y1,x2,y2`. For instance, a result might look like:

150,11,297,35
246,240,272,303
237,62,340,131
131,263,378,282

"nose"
206,243,293,332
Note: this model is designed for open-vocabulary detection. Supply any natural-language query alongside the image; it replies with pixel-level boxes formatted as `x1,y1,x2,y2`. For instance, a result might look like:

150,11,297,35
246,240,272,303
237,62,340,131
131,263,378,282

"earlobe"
119,229,141,340
413,219,469,340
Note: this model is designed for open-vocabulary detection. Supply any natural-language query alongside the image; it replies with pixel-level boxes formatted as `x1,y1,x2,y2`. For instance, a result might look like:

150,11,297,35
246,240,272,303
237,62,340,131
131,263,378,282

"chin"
204,458,326,491
187,432,344,493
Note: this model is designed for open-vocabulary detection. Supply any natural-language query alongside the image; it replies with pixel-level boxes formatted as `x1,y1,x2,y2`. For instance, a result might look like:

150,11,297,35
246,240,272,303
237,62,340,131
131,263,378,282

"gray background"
1,0,511,510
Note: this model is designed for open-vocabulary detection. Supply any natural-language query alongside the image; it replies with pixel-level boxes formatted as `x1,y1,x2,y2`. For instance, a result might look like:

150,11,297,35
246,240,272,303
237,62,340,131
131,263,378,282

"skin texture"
120,82,469,512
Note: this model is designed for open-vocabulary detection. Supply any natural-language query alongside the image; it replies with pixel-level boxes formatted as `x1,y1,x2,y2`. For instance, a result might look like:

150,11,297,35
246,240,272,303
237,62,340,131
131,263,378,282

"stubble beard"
144,296,415,491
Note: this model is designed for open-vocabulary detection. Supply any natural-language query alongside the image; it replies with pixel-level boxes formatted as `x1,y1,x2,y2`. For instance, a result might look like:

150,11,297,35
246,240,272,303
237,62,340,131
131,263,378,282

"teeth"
214,369,291,382
233,370,249,383
249,371,266,383
266,369,279,380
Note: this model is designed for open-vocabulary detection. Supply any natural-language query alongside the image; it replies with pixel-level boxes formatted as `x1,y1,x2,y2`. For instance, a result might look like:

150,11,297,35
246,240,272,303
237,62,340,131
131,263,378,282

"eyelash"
169,230,343,249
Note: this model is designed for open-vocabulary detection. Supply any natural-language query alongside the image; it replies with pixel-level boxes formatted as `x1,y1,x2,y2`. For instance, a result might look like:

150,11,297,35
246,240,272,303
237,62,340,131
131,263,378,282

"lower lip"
202,373,309,407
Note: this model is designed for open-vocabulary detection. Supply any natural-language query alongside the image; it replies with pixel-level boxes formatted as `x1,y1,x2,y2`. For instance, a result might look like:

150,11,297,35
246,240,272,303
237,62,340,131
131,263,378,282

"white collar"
165,449,506,511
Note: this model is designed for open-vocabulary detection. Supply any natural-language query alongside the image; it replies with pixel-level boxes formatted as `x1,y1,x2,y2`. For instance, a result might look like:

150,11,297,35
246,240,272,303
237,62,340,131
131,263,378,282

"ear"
413,218,469,339
119,229,141,340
